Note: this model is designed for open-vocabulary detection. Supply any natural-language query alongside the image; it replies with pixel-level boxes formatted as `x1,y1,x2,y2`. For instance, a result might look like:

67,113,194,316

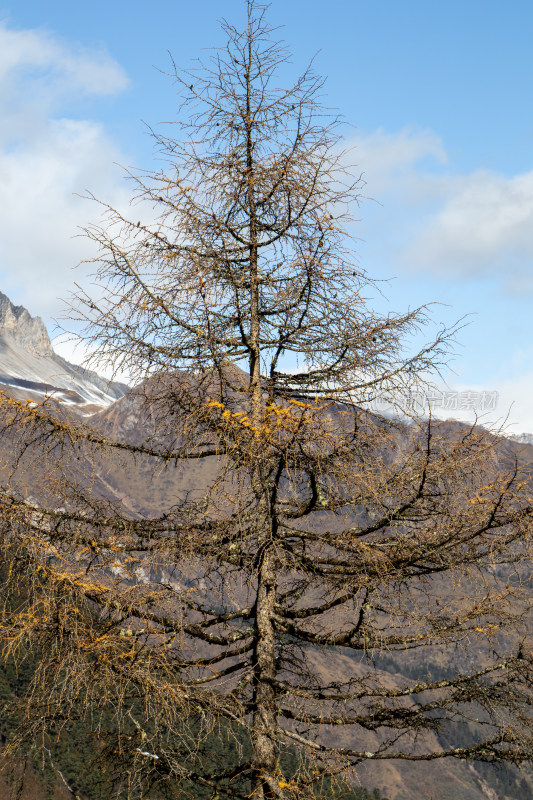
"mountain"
0,301,533,799
508,432,533,447
0,292,128,413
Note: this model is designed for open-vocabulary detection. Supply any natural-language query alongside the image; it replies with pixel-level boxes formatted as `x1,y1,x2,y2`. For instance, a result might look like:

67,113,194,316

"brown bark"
252,546,278,799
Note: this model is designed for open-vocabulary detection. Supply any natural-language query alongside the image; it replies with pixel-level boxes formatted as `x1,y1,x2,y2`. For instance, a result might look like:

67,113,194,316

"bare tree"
1,3,533,799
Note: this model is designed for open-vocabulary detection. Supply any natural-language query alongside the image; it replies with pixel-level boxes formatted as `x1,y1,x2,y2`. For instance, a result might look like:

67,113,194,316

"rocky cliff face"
0,291,53,357
0,291,128,414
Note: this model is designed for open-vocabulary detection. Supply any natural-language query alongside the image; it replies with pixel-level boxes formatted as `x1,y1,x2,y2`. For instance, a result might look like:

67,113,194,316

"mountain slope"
0,311,532,798
0,292,127,413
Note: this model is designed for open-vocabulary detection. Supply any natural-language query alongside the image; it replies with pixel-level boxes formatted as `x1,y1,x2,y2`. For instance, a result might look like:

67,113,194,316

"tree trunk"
251,545,278,799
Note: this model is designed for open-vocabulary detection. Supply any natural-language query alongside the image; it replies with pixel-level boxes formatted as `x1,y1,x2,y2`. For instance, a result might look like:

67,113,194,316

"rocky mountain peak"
0,291,53,357
0,290,128,414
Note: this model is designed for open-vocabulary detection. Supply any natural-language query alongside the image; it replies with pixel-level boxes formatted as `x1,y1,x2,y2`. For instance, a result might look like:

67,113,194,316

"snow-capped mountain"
0,291,128,413
507,432,533,446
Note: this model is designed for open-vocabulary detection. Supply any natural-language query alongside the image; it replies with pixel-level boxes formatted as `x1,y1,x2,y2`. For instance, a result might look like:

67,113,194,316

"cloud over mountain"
0,22,131,319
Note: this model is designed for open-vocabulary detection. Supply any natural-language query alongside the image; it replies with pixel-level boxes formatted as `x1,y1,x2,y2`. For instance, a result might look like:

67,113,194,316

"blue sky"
0,0,532,429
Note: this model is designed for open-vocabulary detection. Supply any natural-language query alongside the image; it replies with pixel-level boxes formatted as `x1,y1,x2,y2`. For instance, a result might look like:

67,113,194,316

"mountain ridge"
0,291,128,413
0,293,532,799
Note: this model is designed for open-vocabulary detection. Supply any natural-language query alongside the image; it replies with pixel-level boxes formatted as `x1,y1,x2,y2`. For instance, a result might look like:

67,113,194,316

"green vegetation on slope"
0,645,389,800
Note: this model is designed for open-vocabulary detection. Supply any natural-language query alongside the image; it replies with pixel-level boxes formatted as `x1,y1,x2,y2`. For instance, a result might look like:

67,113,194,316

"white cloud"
353,127,447,197
425,374,533,437
0,22,131,321
406,169,533,283
0,118,131,318
0,23,128,107
353,128,533,290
